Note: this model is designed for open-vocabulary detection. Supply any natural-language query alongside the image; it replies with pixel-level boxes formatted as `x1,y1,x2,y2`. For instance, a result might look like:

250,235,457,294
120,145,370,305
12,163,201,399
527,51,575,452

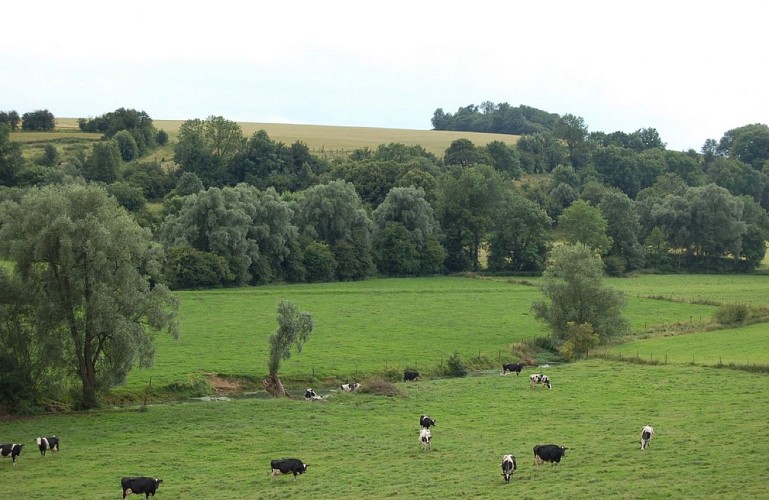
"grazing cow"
419,414,436,429
340,382,360,392
419,428,432,450
304,388,324,400
529,373,552,389
533,444,568,466
270,458,308,480
1,443,23,466
501,363,524,376
501,454,517,483
120,477,162,499
36,435,59,456
404,370,420,381
641,425,655,450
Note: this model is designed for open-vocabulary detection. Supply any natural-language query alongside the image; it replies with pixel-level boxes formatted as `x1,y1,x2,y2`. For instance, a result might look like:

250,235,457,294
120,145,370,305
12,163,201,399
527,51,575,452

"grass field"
117,276,731,396
2,360,768,499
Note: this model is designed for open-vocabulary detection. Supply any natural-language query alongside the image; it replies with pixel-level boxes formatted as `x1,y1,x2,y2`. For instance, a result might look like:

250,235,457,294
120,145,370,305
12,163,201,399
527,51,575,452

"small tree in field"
263,300,314,397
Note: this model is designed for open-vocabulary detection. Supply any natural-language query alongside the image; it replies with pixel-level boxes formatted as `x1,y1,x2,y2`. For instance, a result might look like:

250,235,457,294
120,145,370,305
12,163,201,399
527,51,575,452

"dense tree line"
432,102,559,135
2,106,769,411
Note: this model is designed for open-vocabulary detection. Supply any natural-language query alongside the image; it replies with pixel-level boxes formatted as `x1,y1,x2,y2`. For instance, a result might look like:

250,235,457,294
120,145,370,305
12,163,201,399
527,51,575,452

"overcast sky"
3,1,767,151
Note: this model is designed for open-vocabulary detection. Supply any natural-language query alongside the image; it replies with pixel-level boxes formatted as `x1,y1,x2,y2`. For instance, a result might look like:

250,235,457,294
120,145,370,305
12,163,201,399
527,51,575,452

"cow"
419,414,436,429
419,428,432,450
270,458,308,480
36,435,59,456
501,454,517,483
120,477,162,499
340,382,360,392
530,373,552,389
533,444,568,466
0,443,23,466
404,370,420,382
641,425,655,450
304,388,324,400
501,363,524,376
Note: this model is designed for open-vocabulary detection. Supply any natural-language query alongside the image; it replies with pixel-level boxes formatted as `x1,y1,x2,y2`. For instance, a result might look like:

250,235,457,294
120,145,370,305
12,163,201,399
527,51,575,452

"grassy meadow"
2,360,768,499
2,275,769,498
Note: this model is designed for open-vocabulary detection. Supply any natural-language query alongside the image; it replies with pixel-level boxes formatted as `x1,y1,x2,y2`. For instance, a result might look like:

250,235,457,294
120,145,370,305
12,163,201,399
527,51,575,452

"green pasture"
2,360,768,499
607,322,769,365
120,276,731,395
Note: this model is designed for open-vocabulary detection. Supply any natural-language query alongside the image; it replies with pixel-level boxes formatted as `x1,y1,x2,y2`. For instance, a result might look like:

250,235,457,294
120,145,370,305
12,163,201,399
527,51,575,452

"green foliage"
557,199,612,254
164,245,235,289
0,123,23,186
532,244,628,343
442,351,468,377
487,189,552,272
82,140,122,183
432,102,559,135
713,304,750,325
0,184,179,409
267,300,314,374
21,109,55,131
302,240,337,282
558,322,600,360
107,181,146,212
114,130,139,161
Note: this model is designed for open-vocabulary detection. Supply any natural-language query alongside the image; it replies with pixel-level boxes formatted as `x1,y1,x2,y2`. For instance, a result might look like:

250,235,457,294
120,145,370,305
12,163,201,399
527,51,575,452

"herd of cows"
1,363,657,495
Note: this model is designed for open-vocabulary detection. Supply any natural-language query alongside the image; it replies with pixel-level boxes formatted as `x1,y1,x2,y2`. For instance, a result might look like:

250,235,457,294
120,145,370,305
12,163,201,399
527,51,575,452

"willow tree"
264,300,314,397
0,184,179,409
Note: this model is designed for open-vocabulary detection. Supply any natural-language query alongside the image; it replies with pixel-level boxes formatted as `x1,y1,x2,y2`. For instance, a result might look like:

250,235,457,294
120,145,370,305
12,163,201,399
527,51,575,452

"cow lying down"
304,388,326,401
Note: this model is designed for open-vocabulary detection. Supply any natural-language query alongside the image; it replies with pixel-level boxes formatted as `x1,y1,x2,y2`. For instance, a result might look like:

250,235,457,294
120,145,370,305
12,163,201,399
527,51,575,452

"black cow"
502,363,524,376
533,444,568,466
501,454,517,483
419,414,436,429
36,435,59,456
404,370,420,381
121,477,163,499
271,458,308,480
0,443,23,466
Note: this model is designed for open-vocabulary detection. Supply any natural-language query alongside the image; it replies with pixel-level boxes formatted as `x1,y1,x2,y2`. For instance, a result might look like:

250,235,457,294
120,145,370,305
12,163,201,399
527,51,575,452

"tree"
21,109,55,131
0,110,20,130
558,322,600,360
437,164,504,271
532,244,628,344
717,123,769,169
487,189,552,272
114,130,139,162
0,184,179,409
82,140,122,183
557,200,612,255
295,180,374,280
553,113,590,168
444,138,483,167
0,124,23,186
263,300,314,397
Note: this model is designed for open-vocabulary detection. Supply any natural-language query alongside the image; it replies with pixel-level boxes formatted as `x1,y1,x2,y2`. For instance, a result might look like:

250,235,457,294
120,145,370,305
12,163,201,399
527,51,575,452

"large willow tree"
0,184,179,409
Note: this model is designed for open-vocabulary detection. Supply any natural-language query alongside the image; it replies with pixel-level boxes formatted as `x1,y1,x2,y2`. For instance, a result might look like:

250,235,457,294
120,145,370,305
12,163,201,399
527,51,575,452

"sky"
3,1,767,151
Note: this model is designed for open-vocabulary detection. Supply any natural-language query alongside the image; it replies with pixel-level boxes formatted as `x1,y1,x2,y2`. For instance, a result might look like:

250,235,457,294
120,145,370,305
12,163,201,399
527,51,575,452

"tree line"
1,106,769,411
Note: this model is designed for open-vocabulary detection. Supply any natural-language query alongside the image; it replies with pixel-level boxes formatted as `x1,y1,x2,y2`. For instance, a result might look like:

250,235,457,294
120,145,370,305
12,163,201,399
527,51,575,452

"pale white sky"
3,1,767,151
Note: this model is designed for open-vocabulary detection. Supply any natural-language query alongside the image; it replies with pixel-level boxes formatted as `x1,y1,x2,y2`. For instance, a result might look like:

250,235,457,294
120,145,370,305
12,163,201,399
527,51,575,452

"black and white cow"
419,428,432,450
529,373,552,389
641,425,655,450
270,458,308,480
501,454,517,483
340,382,360,392
501,363,524,376
404,370,420,381
36,435,59,456
419,414,436,429
304,388,324,400
533,444,568,466
121,477,162,499
0,443,23,466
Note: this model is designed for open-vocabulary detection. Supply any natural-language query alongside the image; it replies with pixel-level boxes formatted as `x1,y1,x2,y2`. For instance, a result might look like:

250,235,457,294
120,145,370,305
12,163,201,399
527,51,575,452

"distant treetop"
431,102,559,135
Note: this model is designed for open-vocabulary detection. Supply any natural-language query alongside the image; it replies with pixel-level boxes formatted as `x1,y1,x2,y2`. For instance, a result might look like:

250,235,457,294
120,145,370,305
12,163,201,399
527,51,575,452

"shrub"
358,378,401,397
713,304,750,325
443,351,468,377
